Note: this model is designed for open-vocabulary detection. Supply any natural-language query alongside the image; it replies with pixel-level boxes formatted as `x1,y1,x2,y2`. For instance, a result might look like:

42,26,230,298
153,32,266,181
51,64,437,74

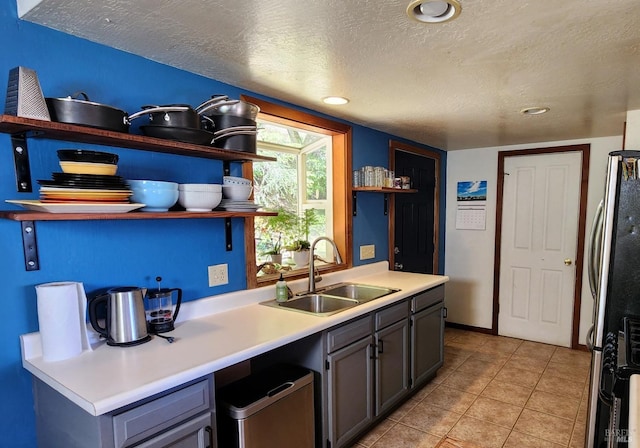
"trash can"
216,364,315,448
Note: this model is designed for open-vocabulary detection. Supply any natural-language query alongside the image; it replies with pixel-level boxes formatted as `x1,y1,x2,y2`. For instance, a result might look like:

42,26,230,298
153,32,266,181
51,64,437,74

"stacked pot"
44,91,260,152
197,95,260,153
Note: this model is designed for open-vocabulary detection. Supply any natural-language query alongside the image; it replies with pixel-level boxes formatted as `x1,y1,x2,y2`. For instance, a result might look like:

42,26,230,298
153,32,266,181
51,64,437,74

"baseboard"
445,321,496,335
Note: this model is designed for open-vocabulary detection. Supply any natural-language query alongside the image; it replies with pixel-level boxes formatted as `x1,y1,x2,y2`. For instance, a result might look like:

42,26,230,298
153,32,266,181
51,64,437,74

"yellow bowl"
59,161,118,175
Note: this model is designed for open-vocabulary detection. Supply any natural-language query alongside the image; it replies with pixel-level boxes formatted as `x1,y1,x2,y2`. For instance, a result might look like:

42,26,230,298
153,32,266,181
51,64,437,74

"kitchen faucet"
308,236,343,293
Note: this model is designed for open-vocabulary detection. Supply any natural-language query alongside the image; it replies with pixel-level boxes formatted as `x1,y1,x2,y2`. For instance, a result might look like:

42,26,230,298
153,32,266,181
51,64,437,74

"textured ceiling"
17,0,640,150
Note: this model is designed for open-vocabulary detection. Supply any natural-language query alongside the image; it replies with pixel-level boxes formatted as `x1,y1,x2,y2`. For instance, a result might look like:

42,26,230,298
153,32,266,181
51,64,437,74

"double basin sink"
263,283,400,316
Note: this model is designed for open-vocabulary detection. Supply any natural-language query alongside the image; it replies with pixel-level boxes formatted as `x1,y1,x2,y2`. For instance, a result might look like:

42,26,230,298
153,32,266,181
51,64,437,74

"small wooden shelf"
0,209,277,221
0,114,275,162
352,187,418,193
352,186,418,216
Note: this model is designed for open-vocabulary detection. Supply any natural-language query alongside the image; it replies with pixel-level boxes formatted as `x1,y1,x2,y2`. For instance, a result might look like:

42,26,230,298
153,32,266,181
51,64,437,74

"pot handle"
213,130,258,140
201,115,215,125
197,99,240,115
88,293,109,338
126,106,191,123
69,91,90,101
213,125,257,136
195,95,231,112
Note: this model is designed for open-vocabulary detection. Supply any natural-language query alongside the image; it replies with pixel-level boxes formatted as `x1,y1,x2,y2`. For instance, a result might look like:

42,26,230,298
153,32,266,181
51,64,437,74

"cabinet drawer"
113,379,211,448
375,301,408,330
326,316,372,353
411,285,445,313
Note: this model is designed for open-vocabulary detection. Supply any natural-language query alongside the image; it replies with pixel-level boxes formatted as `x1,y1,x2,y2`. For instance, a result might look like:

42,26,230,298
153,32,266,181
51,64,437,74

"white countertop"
21,262,448,416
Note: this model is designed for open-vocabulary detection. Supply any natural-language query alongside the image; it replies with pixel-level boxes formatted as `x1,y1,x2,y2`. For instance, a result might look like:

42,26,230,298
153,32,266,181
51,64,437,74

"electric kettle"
145,277,182,334
88,287,151,346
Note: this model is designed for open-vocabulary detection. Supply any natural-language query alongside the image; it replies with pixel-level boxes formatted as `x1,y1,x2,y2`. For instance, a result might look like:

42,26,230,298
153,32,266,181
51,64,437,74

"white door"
498,151,582,347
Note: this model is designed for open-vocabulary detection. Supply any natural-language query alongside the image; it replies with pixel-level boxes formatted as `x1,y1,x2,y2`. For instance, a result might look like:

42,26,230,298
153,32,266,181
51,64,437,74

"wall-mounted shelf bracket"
225,218,233,251
352,191,357,216
21,220,39,271
11,134,33,192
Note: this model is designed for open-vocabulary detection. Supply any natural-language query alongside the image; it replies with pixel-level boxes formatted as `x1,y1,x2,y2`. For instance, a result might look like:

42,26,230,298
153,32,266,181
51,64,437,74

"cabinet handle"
205,425,213,448
369,343,376,359
443,307,447,318
378,339,384,354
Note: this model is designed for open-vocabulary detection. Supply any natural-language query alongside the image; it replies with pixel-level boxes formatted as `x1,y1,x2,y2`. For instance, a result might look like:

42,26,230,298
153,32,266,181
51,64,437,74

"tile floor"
353,327,592,448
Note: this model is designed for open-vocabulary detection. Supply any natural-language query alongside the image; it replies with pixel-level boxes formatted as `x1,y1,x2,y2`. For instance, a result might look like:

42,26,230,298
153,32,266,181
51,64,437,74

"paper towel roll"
35,281,91,362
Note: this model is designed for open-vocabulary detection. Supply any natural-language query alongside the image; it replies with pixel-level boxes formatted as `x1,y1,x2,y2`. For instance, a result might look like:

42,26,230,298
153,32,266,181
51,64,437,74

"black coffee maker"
144,277,182,333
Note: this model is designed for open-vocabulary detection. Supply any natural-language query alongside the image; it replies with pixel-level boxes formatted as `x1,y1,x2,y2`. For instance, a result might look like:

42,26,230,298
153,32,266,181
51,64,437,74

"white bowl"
178,190,222,211
223,176,252,186
178,183,222,192
222,184,253,201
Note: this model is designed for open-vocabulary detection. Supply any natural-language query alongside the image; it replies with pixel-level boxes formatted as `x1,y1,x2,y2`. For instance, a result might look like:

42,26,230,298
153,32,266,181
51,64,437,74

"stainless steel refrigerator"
586,150,640,447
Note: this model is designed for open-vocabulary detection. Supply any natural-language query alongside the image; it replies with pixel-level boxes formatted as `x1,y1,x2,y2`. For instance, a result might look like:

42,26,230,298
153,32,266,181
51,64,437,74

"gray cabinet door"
136,413,213,448
375,318,409,416
327,335,374,448
411,301,444,387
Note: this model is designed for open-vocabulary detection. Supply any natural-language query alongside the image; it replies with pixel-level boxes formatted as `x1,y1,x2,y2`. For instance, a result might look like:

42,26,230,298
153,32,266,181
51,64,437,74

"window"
253,120,333,268
241,96,352,288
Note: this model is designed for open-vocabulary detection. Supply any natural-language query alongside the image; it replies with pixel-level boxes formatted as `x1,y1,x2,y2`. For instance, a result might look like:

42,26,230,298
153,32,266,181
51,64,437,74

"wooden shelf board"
0,115,275,163
0,210,277,222
352,187,418,193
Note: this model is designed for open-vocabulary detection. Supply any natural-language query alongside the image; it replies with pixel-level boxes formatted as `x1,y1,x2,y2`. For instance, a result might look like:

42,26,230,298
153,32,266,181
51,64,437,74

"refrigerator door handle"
586,325,595,352
588,199,604,299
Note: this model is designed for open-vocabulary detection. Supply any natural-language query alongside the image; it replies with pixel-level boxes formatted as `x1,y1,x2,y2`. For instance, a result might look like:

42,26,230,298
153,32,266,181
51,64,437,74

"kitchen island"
21,261,448,447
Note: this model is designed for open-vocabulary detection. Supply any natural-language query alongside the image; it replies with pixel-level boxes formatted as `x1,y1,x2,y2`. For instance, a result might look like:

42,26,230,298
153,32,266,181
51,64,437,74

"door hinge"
443,307,448,318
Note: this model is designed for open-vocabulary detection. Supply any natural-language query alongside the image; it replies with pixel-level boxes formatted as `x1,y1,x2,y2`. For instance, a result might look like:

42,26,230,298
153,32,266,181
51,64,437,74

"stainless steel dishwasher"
216,364,315,448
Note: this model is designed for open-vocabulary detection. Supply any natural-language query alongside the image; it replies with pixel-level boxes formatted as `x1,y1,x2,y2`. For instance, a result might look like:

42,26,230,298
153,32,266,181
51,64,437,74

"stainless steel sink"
266,294,359,316
261,283,400,316
319,283,399,303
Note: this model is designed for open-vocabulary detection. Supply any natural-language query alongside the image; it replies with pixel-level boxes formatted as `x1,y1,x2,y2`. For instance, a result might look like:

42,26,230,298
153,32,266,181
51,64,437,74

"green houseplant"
285,209,318,267
258,209,298,264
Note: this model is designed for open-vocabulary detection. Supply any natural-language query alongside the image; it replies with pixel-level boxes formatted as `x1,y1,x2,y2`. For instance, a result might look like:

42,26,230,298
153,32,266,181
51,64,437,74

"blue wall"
0,3,445,446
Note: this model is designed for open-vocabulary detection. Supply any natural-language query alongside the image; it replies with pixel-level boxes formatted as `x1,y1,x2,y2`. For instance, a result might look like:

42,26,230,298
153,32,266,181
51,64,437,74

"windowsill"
256,262,350,286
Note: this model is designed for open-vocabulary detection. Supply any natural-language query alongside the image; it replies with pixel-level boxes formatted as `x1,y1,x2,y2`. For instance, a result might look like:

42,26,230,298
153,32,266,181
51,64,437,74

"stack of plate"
37,173,133,203
217,199,261,212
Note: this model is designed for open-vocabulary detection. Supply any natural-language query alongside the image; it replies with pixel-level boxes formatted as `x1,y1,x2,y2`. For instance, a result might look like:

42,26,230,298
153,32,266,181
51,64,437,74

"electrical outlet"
208,264,228,287
360,245,375,260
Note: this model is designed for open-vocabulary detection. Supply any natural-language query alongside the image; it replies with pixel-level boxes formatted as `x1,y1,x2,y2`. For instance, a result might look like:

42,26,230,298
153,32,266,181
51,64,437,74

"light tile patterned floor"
353,327,591,448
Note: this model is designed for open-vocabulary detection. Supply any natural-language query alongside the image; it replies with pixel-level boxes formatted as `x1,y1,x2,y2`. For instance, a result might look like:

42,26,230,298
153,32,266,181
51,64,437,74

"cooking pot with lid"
205,100,260,121
45,92,130,133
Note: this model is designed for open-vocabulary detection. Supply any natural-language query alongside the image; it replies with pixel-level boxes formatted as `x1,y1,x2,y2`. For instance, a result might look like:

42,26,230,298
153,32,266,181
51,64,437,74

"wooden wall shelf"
0,210,277,221
352,187,418,216
352,187,417,193
0,115,275,162
0,115,278,270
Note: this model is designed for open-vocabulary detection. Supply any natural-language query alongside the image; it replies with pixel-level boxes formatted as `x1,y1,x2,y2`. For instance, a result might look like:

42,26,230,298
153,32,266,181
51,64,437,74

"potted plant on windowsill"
286,239,311,267
285,209,318,267
261,234,283,264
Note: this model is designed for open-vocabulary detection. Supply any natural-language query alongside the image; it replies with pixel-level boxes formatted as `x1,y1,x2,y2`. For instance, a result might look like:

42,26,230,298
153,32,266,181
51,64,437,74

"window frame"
242,96,353,288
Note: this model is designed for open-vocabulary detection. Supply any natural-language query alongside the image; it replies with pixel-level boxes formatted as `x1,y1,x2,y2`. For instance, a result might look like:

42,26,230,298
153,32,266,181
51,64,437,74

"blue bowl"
130,187,179,212
127,179,178,190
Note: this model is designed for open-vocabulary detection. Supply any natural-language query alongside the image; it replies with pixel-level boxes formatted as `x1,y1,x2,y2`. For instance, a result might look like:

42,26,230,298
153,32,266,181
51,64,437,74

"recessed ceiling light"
322,96,349,105
520,106,550,115
406,0,462,24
